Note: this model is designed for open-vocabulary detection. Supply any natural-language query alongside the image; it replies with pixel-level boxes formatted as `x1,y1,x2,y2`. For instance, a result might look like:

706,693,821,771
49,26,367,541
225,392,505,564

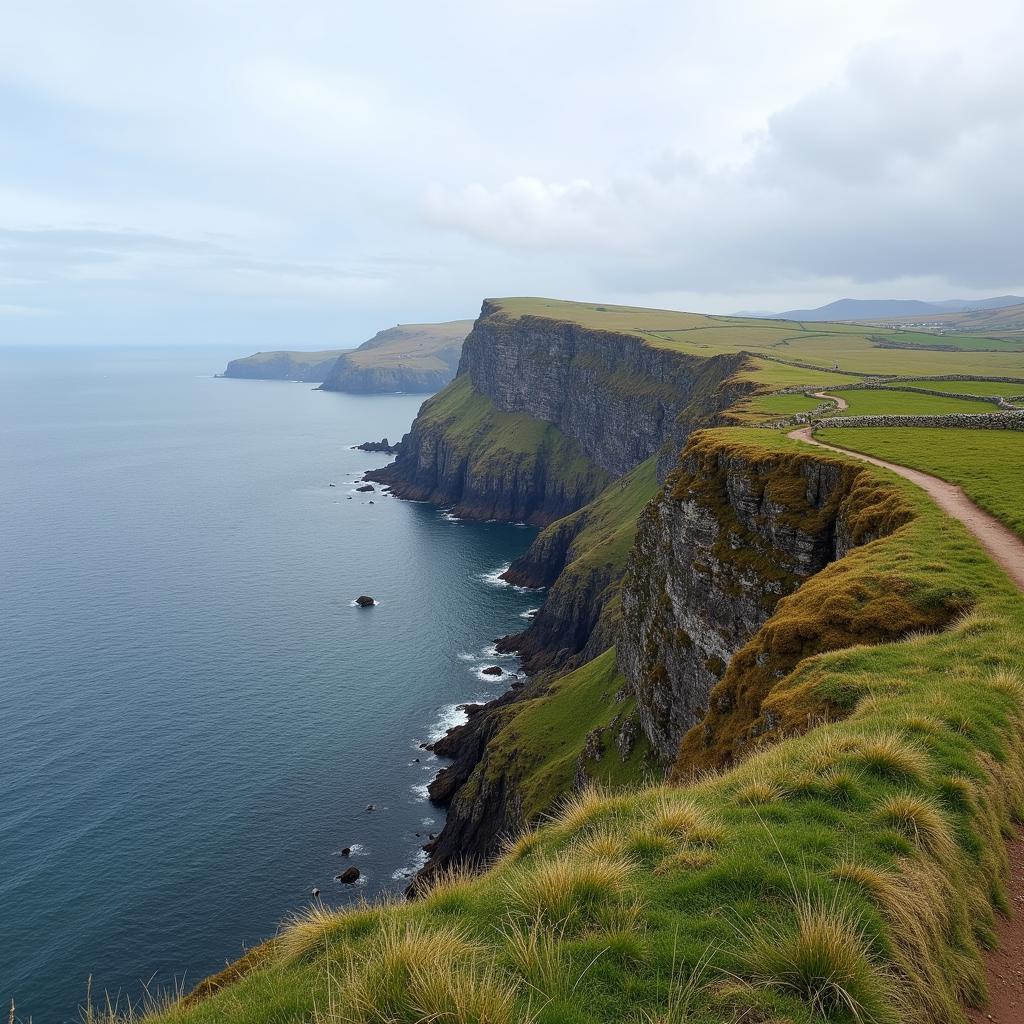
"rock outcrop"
222,350,344,382
617,431,939,766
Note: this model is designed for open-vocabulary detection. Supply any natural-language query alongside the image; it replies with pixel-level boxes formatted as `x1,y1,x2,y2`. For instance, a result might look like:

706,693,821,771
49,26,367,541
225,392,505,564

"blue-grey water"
0,347,538,1022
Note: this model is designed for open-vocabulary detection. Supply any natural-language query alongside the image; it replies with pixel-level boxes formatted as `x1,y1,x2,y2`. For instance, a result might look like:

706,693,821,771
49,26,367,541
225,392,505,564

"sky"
1,0,1022,346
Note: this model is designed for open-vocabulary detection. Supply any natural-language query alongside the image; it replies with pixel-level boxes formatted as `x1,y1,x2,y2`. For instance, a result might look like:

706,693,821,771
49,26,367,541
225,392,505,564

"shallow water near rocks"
0,347,537,1022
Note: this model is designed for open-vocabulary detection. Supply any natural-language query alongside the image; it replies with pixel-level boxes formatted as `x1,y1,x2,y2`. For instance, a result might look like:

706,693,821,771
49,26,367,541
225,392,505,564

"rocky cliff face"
320,362,456,394
222,350,344,382
618,433,918,765
458,301,751,478
367,375,614,526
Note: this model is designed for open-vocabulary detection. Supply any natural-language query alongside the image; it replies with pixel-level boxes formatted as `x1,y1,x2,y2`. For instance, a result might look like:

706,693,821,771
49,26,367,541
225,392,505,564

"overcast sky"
2,0,1022,346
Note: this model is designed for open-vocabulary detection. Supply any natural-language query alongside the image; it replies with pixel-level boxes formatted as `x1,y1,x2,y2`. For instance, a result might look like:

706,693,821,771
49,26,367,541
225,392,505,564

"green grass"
733,391,828,421
415,375,609,503
816,427,1024,538
836,390,997,417
345,319,472,370
468,649,656,825
142,430,1024,1024
900,379,1024,397
491,298,1024,380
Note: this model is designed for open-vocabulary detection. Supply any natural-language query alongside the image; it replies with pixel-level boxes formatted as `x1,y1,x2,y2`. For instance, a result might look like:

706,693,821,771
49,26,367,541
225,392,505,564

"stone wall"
812,411,1024,429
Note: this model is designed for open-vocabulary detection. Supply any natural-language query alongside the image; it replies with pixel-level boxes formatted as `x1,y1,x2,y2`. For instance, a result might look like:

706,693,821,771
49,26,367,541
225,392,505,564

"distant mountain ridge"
758,295,1024,322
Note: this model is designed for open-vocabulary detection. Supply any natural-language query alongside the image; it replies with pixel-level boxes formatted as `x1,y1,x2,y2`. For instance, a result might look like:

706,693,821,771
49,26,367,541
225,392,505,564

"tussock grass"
735,780,789,806
850,732,932,784
503,854,634,932
873,794,956,857
317,920,531,1024
644,793,724,845
744,895,898,1023
147,430,1024,1024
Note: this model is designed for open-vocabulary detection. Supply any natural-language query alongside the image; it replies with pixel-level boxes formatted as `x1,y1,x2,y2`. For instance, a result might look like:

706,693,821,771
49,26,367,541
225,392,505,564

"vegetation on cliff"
221,320,471,391
157,297,1024,1024
140,441,1024,1022
816,427,1024,538
369,374,612,525
319,320,472,394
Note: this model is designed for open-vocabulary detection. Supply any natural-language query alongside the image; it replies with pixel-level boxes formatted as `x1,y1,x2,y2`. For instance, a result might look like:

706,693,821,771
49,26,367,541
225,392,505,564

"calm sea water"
0,347,538,1022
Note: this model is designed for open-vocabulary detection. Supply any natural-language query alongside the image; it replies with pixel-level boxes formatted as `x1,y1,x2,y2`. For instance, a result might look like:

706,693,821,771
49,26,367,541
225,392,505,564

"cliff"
221,349,344,382
319,320,472,394
618,431,966,768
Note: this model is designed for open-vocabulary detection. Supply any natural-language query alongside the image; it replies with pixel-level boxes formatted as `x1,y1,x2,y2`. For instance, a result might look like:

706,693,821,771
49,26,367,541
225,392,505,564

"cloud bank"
0,0,1020,344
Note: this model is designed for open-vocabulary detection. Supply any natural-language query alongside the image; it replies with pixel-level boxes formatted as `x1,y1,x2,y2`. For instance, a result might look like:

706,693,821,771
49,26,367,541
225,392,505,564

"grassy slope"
154,433,1024,1024
415,375,601,488
345,320,473,370
231,349,345,366
156,301,1024,1024
817,427,1024,539
463,649,656,827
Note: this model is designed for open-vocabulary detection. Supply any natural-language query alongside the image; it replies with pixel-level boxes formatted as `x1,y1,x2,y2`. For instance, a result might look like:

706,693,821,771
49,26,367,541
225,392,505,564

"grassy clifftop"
170,299,1024,1024
147,431,1024,1024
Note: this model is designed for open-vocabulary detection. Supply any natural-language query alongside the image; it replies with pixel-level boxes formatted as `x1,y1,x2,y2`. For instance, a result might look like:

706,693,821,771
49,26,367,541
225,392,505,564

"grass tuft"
504,854,634,932
852,731,932,783
744,895,898,1023
873,794,956,857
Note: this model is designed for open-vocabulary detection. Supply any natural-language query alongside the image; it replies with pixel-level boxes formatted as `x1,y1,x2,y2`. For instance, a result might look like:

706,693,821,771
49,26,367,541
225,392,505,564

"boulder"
355,596,376,607
481,665,503,676
356,484,375,492
336,867,360,884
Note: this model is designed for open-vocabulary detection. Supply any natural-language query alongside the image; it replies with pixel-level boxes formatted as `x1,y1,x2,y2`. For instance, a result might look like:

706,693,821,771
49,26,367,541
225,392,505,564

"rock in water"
336,867,360,884
481,665,503,676
356,483,375,492
355,596,376,607
340,846,351,856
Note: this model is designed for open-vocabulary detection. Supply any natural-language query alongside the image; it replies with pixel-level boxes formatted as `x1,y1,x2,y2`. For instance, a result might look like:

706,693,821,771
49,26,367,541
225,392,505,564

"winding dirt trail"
788,424,1024,1021
810,390,849,411
787,426,1024,591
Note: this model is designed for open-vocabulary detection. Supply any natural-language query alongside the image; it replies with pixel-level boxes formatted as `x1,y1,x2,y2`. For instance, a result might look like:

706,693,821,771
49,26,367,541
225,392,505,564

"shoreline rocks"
355,438,400,454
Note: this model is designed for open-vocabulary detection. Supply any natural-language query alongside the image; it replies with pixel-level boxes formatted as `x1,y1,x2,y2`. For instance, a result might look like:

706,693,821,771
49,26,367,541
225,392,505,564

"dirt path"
810,390,849,411
788,425,1024,1021
787,427,1024,591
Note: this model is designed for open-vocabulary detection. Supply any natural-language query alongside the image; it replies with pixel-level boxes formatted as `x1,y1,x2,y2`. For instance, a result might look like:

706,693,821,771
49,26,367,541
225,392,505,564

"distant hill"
318,320,474,394
221,349,345,382
861,300,1024,337
764,295,1024,322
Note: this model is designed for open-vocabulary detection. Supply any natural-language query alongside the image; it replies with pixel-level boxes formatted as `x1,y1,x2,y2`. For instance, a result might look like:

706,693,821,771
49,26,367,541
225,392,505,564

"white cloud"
0,0,1021,343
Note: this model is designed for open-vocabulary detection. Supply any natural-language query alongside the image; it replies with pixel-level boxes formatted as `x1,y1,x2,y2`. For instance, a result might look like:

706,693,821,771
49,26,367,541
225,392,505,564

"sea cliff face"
222,350,344,382
457,301,750,477
617,433,952,769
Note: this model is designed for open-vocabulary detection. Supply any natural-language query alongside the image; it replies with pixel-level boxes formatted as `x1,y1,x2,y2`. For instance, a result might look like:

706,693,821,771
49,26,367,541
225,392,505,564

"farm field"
816,426,1024,538
835,390,997,417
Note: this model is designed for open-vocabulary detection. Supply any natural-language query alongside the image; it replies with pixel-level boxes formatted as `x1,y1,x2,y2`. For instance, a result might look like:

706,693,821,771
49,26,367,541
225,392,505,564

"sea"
0,346,539,1022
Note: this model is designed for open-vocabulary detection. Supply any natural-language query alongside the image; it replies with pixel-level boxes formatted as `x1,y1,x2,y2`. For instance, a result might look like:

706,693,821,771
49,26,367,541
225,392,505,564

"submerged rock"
336,867,360,884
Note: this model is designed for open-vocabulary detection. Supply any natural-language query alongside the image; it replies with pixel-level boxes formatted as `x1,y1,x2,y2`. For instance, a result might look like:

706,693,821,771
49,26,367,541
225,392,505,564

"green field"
493,298,1024,380
835,390,997,417
900,379,1024,397
817,427,1024,538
